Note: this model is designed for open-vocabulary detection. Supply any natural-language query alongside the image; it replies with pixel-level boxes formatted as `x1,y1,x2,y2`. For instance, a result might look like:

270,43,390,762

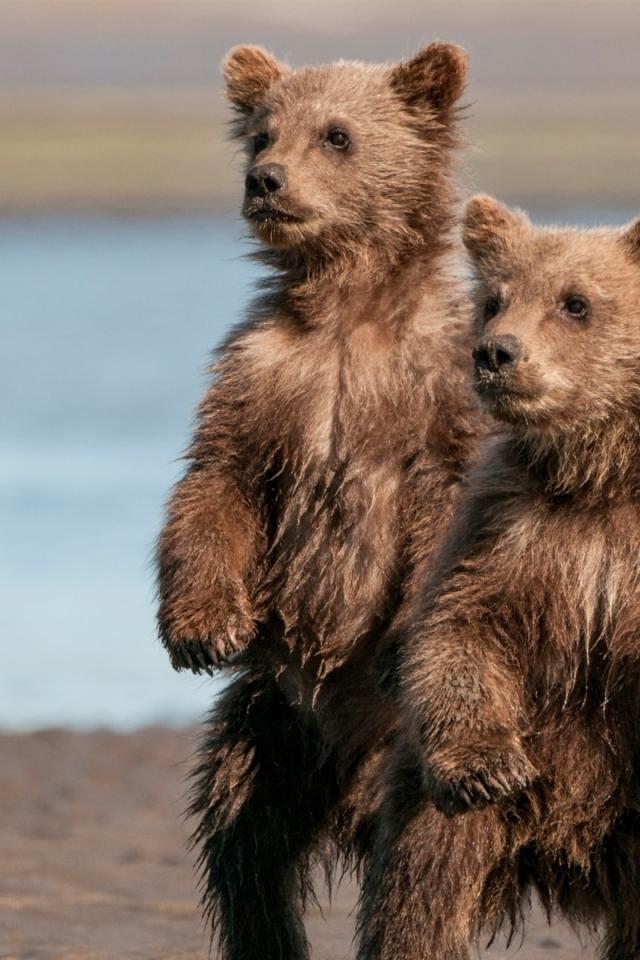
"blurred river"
0,216,260,729
0,209,634,729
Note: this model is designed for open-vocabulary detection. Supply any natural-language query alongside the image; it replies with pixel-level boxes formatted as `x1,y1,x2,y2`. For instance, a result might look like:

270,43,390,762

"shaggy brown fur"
358,197,640,960
156,43,484,960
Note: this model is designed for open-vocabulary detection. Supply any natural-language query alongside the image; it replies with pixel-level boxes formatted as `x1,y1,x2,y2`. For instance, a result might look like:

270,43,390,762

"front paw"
160,607,256,675
427,740,536,815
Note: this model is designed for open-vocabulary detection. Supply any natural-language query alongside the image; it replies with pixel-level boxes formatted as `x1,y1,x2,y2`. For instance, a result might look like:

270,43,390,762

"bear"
156,43,485,960
356,196,640,960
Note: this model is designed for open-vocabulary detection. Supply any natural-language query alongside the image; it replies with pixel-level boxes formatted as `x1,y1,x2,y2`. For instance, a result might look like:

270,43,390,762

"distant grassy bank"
0,89,235,213
468,89,640,211
0,87,637,213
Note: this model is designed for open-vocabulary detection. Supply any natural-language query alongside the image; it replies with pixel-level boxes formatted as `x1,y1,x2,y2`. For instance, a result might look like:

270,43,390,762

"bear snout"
245,163,288,199
473,335,522,375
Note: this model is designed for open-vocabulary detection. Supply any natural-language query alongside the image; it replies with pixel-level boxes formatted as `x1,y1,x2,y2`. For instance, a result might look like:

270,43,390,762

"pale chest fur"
244,311,438,463
243,311,445,658
491,495,640,697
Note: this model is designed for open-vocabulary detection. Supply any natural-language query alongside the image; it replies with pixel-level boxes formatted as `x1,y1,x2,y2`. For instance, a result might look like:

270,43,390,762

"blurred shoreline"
0,85,638,215
0,0,637,215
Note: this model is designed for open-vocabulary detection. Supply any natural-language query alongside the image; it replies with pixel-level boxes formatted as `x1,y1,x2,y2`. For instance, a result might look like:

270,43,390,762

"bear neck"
511,416,640,505
253,215,457,326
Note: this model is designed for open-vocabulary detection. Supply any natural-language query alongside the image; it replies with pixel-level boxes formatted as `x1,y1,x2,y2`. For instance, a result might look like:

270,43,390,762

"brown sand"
0,728,597,960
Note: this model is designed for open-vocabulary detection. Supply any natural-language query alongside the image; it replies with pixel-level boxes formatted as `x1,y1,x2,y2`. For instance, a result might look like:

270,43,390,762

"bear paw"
427,741,536,815
161,609,256,675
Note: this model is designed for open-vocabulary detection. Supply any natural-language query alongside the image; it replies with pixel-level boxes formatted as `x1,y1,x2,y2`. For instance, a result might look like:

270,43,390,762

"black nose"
473,335,522,373
245,163,287,199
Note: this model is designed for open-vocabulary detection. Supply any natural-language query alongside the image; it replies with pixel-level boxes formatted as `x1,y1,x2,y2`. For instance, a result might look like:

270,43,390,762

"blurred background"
2,0,639,731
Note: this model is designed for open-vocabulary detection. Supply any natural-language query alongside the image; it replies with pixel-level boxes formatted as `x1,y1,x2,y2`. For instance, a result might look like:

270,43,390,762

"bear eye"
564,295,590,321
483,297,501,321
254,133,269,154
327,128,350,151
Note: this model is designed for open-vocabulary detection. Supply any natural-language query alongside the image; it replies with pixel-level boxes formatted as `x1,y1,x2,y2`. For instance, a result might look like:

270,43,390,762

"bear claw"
165,613,256,673
430,747,535,815
171,640,217,676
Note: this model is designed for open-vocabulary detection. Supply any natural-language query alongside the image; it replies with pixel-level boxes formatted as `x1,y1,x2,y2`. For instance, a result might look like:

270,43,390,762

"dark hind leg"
357,749,509,960
189,670,340,960
593,812,640,960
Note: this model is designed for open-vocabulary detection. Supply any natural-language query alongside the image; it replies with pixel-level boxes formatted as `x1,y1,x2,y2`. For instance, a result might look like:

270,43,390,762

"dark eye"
254,133,269,154
564,295,590,320
327,128,350,151
483,297,501,321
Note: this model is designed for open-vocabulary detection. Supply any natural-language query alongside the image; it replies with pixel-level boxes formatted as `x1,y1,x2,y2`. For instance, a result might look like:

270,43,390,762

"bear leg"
357,750,508,960
190,671,340,960
594,812,640,960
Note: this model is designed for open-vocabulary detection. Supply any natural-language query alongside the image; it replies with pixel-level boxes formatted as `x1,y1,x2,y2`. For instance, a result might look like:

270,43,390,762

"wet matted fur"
156,44,485,960
358,197,640,960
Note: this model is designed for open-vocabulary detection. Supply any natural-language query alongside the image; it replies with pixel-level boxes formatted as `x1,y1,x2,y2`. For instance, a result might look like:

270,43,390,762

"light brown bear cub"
156,42,484,960
358,196,640,960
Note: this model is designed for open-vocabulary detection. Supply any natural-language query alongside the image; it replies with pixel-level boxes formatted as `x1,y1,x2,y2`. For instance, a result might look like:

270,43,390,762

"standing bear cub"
358,197,640,960
156,42,484,960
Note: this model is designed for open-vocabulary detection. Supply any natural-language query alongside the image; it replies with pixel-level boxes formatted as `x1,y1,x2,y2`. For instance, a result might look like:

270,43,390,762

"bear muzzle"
472,334,527,407
245,163,288,200
473,335,522,375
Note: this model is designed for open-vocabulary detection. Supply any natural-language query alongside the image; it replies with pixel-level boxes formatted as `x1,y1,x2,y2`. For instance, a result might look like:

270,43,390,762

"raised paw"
427,742,536,815
169,639,219,675
161,610,256,674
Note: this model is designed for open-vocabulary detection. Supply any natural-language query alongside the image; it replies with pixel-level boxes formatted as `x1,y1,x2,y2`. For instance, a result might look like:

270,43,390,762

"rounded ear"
463,195,527,262
222,45,287,115
620,216,640,263
390,42,468,113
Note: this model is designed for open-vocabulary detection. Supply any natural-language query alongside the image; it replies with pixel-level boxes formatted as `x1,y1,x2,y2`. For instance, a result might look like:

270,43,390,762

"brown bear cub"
156,42,484,960
358,196,640,960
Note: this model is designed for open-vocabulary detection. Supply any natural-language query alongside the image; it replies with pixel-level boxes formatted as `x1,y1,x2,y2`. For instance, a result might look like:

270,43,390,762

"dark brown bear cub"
156,43,483,960
358,197,640,960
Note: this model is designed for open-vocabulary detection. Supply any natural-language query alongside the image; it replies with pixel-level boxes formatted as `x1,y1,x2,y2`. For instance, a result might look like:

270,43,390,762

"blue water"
0,216,263,730
1,209,634,730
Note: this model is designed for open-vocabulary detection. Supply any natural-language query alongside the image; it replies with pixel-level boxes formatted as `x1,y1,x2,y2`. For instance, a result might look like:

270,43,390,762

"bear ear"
222,45,287,115
620,216,640,263
463,195,526,262
390,42,468,114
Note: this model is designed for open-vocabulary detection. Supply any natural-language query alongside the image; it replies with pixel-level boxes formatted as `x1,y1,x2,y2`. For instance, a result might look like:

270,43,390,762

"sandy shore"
0,728,597,960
